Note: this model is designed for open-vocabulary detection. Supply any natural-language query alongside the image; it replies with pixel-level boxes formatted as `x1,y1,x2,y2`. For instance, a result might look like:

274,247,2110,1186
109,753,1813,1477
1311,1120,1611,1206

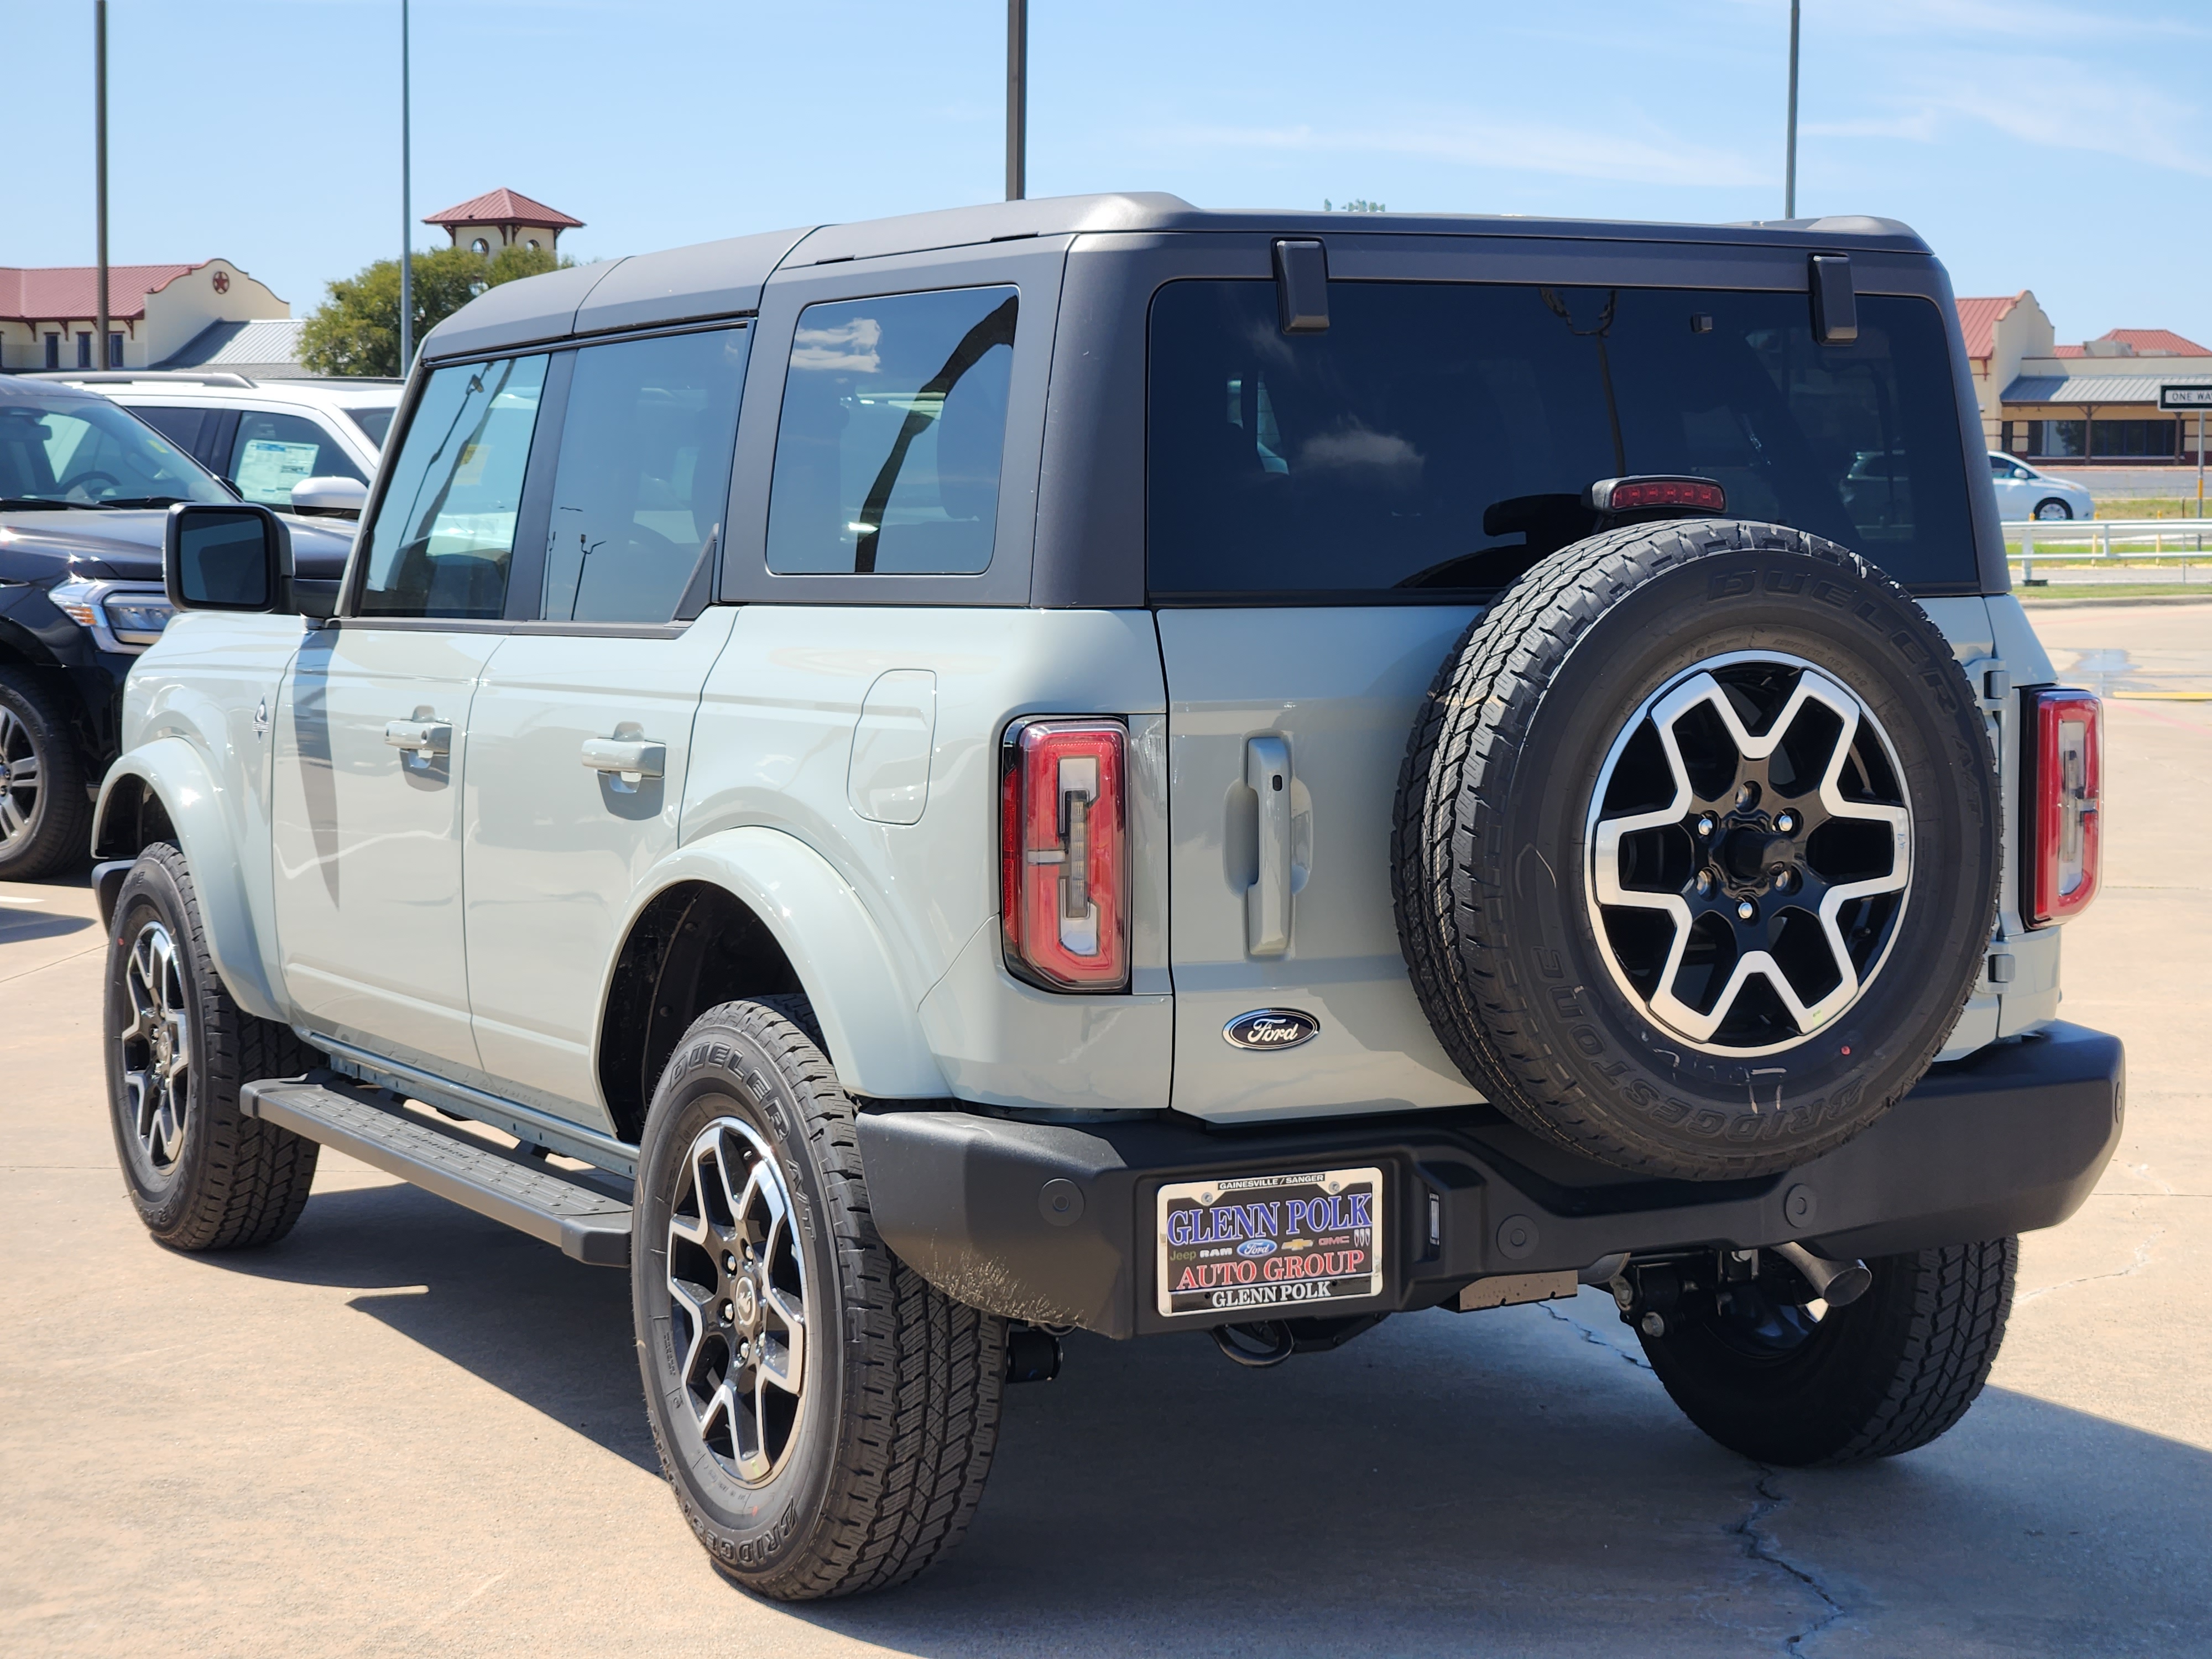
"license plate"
1156,1166,1384,1318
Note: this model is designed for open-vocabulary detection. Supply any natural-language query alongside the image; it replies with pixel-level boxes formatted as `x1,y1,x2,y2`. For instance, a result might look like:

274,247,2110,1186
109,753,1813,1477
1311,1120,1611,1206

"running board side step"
240,1074,633,1267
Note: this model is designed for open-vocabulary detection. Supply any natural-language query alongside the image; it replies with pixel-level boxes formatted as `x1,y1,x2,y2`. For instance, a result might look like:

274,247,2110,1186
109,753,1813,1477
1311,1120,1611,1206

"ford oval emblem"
1237,1237,1277,1258
1223,1009,1320,1052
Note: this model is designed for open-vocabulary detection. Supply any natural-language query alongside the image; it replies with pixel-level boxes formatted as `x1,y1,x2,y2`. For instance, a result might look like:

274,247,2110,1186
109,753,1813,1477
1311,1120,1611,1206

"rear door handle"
1246,735,1292,956
384,718,451,758
581,737,666,779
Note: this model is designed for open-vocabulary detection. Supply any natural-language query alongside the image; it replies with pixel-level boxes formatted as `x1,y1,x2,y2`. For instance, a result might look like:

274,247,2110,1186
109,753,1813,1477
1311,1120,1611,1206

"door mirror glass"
164,503,285,611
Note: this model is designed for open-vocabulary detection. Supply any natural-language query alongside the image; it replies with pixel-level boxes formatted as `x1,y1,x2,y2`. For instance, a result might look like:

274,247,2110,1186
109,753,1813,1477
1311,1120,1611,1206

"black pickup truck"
0,374,351,878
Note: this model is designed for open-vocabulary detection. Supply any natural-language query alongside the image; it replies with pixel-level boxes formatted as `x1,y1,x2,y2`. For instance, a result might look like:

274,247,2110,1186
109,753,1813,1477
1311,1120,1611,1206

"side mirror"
290,476,368,520
164,502,290,613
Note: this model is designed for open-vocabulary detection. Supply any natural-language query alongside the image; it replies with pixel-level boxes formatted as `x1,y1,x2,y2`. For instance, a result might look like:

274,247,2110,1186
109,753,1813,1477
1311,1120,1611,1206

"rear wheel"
0,666,90,881
633,997,1007,1599
2033,499,2073,521
103,843,321,1250
1638,1237,2016,1465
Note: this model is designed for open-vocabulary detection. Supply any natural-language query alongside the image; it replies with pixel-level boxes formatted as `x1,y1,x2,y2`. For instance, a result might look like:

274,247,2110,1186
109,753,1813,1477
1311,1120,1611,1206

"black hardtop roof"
418,191,1931,363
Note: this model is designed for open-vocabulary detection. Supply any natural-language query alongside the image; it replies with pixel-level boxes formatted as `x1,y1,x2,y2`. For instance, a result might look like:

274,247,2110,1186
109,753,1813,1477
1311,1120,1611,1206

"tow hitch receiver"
1614,1244,1870,1340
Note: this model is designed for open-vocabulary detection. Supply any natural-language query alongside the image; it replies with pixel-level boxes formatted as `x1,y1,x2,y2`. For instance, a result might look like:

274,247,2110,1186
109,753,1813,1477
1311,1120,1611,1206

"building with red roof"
1956,294,2212,466
0,259,288,373
424,188,583,258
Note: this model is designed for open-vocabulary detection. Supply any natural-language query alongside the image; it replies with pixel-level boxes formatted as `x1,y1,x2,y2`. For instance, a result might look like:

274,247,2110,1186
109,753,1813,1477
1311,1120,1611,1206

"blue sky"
12,0,2210,345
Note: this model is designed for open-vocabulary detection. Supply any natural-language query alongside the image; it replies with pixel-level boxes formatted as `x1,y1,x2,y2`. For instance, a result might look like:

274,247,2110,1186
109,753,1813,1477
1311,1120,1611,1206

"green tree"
299,243,575,377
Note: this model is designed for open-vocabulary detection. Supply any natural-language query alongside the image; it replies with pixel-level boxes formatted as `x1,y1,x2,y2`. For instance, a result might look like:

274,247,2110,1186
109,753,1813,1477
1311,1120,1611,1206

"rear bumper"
857,1021,2124,1339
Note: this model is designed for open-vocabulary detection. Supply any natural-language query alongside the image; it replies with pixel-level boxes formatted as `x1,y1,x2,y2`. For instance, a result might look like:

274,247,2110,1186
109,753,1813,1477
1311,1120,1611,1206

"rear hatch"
1150,257,1984,1122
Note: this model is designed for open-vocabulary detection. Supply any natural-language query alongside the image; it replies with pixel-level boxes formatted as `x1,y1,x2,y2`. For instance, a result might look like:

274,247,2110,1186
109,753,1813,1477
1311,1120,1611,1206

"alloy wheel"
1586,651,1912,1056
0,706,39,848
665,1115,810,1486
119,920,191,1171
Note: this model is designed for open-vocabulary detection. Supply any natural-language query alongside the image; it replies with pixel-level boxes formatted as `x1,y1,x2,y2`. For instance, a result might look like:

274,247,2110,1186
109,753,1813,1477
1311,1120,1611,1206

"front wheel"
1638,1237,2016,1465
2034,498,2074,521
104,843,321,1250
633,997,1007,1599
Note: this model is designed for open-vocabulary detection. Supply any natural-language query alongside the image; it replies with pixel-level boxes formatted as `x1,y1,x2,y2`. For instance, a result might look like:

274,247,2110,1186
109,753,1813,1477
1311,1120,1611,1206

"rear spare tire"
1394,520,1996,1179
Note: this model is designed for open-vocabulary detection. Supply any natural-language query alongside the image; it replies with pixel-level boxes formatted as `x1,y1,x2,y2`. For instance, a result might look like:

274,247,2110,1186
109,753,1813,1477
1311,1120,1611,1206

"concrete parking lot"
3,601,2206,1658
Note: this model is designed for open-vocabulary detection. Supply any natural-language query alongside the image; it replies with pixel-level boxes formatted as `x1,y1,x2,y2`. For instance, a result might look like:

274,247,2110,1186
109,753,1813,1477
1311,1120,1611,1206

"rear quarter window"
765,286,1017,576
1146,280,1976,600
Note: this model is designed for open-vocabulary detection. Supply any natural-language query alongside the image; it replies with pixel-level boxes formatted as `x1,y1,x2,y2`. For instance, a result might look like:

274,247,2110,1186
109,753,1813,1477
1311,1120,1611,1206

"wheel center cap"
733,1275,758,1329
1722,823,1793,881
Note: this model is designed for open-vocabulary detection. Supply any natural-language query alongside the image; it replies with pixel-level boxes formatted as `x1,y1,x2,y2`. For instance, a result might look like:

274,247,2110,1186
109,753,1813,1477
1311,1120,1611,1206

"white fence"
2005,517,2210,581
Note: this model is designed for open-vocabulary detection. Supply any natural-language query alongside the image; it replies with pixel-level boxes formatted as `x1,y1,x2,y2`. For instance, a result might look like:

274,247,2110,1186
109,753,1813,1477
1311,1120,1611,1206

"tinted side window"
132,404,210,459
228,409,368,505
1147,282,1976,598
766,286,1016,575
346,406,394,447
540,327,749,624
360,355,547,618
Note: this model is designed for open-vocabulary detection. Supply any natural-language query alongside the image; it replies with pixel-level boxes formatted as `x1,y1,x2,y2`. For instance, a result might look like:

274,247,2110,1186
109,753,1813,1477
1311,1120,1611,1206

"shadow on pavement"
199,1176,2212,1655
0,910,92,944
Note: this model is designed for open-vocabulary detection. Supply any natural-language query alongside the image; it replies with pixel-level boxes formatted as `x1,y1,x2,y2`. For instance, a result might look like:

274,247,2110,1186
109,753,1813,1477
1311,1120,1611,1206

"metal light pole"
95,1,109,369
1785,0,1800,218
399,0,414,374
1005,0,1026,201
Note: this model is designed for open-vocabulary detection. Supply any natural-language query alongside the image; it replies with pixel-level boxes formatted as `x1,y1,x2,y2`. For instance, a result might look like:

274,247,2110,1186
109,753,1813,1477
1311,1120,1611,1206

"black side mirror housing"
163,502,291,614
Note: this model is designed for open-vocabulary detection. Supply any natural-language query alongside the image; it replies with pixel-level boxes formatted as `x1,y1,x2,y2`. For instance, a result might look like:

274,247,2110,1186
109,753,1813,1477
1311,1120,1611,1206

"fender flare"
618,826,948,1099
92,738,286,1022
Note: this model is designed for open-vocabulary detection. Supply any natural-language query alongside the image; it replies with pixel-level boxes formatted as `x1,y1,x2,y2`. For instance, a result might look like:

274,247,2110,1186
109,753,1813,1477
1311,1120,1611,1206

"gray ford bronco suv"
93,194,2121,1600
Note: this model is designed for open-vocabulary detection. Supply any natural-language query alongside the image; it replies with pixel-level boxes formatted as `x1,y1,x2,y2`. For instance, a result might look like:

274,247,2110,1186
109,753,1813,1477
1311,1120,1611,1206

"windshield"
0,395,233,508
1147,281,1977,598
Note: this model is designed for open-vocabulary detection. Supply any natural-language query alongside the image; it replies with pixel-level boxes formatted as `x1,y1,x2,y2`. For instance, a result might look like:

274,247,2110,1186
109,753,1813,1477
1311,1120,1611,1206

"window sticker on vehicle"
233,439,321,505
1156,1166,1383,1318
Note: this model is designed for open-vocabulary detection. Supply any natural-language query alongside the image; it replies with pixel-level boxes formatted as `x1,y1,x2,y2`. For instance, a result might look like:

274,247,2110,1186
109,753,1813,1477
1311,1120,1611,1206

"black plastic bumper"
857,1022,2124,1339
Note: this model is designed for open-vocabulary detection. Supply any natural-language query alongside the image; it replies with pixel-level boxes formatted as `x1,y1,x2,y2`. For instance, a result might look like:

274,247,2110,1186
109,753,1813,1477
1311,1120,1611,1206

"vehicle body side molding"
91,737,285,1021
614,826,949,1099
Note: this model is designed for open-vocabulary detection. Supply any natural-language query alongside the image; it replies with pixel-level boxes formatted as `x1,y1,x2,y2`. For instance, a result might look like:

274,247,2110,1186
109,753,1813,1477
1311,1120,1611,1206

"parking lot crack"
1539,1298,1653,1371
2016,1226,2162,1305
1730,1466,1847,1654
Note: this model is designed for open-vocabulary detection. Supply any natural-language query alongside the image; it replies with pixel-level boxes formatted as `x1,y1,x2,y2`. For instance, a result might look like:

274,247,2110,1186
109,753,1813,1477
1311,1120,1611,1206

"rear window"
1147,281,1976,599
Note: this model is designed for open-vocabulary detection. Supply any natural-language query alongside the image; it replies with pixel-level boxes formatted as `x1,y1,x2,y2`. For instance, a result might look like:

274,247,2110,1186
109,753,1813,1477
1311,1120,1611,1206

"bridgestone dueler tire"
633,997,1007,1600
1639,1237,2017,1464
1393,520,1998,1180
104,843,321,1250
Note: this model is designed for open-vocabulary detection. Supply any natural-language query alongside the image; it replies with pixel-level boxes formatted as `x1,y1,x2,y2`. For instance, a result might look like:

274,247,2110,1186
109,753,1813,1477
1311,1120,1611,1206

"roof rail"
23,369,258,388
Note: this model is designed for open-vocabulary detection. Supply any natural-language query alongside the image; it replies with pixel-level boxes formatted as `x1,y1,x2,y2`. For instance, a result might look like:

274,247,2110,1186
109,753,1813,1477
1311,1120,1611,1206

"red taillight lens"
1000,719,1128,992
1588,476,1729,514
2025,688,2101,927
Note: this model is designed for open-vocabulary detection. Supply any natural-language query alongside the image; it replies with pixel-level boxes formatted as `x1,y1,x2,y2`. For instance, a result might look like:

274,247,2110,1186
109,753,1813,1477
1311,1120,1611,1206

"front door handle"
581,737,666,779
1246,735,1292,956
384,718,451,758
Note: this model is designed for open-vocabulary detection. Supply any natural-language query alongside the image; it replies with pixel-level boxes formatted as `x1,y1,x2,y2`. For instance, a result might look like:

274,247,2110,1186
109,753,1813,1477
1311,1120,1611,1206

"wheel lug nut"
724,1254,738,1272
1695,870,1713,895
1696,815,1715,837
1736,900,1756,921
722,1302,734,1324
1776,811,1796,833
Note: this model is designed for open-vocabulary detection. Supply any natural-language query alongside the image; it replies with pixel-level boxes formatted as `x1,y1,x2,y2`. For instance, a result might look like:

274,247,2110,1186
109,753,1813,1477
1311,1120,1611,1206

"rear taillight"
2024,688,2102,927
1000,719,1128,992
